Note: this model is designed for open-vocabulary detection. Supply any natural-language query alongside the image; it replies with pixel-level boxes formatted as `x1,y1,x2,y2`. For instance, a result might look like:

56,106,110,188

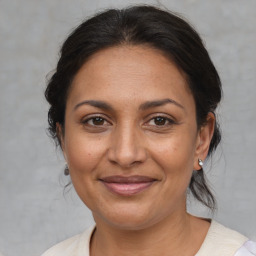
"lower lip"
101,182,155,196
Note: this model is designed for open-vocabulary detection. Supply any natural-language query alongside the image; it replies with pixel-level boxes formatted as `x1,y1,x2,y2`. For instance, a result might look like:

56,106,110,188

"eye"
83,116,110,126
146,116,175,127
151,117,168,126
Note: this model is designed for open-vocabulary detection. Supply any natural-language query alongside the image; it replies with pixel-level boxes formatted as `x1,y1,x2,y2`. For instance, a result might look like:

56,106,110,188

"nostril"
107,128,148,167
107,146,147,168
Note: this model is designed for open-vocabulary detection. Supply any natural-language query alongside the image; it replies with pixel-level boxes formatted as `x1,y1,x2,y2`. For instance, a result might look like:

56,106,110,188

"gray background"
0,0,255,256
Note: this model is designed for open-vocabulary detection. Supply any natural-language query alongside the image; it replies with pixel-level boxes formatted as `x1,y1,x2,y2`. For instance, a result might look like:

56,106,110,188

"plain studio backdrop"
0,0,255,256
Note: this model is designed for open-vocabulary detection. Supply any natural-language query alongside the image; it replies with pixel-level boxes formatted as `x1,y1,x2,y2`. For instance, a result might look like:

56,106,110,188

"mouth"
99,175,157,196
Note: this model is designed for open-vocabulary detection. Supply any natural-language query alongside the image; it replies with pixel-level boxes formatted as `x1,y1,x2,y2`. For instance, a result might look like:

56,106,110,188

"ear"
56,122,67,160
193,112,215,170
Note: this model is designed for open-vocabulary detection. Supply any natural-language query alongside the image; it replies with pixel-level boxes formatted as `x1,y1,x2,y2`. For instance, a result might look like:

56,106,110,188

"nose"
107,124,147,168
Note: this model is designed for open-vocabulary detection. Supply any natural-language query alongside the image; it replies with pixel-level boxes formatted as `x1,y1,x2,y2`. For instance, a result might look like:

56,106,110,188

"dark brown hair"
45,5,222,210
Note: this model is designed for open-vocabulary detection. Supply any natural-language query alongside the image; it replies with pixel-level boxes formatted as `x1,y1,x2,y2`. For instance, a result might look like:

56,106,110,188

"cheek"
148,131,197,198
63,132,108,209
149,133,196,172
64,131,106,175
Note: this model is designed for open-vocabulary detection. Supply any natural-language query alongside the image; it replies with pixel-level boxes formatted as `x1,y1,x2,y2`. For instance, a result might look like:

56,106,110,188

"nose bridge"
108,121,146,167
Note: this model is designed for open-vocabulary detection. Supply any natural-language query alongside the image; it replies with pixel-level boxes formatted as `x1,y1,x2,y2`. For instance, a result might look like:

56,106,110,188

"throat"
90,214,210,256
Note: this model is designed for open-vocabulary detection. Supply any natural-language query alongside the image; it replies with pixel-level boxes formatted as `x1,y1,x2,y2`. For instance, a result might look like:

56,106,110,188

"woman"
42,5,256,256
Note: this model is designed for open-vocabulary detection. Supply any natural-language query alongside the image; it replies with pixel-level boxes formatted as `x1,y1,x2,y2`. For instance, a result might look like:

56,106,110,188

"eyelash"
82,114,175,128
146,116,175,127
82,115,111,127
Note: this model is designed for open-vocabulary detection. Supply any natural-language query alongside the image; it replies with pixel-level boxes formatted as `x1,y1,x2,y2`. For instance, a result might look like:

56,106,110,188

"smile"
99,175,157,196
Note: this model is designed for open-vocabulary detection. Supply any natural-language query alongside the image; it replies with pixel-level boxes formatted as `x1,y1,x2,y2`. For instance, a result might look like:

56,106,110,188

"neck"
90,212,209,256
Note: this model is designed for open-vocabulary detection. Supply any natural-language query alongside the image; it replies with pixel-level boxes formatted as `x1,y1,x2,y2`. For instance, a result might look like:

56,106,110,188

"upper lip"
99,175,157,183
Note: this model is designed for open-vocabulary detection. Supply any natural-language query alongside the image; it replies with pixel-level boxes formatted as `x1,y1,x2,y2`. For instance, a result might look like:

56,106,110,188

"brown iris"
92,117,105,125
154,117,167,126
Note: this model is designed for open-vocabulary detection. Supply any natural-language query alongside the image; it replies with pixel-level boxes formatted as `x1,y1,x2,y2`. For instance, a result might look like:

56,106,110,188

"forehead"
68,45,194,111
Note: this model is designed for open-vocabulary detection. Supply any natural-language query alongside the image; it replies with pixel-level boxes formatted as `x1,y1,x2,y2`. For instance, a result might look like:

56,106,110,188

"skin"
59,45,215,256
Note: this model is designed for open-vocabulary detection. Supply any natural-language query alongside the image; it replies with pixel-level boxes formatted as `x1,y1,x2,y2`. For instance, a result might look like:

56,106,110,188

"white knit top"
42,220,256,256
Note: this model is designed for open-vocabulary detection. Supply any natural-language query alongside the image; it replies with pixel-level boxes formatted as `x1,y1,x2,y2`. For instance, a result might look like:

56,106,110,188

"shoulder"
234,240,256,256
41,225,95,256
41,234,82,256
196,220,254,256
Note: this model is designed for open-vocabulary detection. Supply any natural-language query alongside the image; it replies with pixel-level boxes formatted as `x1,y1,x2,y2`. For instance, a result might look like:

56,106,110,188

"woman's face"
61,45,213,230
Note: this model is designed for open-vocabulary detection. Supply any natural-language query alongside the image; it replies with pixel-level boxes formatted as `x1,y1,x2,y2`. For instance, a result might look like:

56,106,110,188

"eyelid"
144,113,177,124
81,114,112,126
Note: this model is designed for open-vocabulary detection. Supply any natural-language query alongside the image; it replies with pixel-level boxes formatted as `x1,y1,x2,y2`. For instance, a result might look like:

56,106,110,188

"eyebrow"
74,100,114,111
139,98,184,110
73,98,184,112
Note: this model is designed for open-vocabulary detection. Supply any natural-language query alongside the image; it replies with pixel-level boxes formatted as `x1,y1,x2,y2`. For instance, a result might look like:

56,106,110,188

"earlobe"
194,112,215,170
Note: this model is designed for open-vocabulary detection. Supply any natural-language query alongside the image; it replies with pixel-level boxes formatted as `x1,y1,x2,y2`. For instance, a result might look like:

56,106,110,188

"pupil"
93,117,104,125
155,117,166,125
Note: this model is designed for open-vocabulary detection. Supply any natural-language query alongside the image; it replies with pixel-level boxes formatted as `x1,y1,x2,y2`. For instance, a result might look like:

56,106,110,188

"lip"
99,175,157,196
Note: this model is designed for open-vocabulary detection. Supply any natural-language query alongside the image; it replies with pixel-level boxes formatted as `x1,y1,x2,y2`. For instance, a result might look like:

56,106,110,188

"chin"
92,203,164,231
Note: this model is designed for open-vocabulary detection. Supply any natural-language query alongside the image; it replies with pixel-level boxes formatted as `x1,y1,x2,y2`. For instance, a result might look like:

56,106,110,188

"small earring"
64,164,69,176
198,159,203,167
